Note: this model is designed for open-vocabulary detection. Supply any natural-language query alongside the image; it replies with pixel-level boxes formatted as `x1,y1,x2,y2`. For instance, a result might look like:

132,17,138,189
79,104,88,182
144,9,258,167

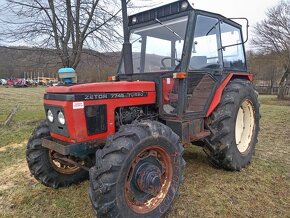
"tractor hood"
45,81,156,94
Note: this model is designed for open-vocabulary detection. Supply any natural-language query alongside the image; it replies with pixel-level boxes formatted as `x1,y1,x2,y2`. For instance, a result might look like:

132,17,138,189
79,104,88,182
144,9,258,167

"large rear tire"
26,121,88,188
89,121,185,218
204,79,260,171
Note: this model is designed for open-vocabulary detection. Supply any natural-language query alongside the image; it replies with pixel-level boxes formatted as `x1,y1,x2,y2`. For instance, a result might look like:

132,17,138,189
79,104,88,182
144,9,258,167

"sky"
153,0,279,25
140,0,280,50
0,0,280,49
152,0,279,37
0,0,280,30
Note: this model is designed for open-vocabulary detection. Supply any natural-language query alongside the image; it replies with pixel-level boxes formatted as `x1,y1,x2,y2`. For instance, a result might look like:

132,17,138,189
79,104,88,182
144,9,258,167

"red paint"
45,73,253,143
206,73,253,117
162,78,174,103
44,81,156,143
46,81,155,93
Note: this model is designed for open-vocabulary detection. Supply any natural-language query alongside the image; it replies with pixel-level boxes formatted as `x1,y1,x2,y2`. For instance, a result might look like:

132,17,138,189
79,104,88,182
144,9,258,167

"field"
0,87,289,217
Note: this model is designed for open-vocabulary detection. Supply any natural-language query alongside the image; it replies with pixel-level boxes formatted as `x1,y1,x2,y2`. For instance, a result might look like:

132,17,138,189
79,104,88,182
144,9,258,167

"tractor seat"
190,56,207,69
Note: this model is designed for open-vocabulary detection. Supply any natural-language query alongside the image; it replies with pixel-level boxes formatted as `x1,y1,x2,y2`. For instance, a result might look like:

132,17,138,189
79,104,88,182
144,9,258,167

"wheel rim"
235,99,255,154
48,150,81,174
125,146,173,214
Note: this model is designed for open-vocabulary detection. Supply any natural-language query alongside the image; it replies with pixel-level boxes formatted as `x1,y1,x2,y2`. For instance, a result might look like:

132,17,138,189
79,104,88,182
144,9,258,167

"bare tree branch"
0,0,130,69
252,0,290,99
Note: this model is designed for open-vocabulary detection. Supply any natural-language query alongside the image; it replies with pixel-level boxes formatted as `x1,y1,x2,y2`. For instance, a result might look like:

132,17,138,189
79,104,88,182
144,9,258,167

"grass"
0,87,45,147
0,87,289,217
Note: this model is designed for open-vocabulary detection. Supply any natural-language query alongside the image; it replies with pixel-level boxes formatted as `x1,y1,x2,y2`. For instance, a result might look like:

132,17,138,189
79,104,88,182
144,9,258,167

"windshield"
119,16,188,74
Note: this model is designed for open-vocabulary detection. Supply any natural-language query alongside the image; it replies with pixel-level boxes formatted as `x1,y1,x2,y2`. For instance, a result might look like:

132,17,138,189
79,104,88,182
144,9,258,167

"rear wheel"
235,99,255,154
26,121,89,188
89,121,185,218
204,79,260,171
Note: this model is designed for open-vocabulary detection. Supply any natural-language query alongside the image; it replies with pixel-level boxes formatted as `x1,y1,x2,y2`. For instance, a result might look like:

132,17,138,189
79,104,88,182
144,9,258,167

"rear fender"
206,73,253,117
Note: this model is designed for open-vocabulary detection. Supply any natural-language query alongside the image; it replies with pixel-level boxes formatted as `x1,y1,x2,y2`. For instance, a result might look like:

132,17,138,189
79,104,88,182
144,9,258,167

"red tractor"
26,1,260,217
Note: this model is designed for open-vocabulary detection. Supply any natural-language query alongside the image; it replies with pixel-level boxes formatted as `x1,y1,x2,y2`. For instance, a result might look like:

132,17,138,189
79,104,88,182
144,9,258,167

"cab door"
185,14,222,117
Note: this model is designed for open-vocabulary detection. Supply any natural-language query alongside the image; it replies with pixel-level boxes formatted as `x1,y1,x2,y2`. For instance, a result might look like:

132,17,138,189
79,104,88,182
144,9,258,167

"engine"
115,105,158,128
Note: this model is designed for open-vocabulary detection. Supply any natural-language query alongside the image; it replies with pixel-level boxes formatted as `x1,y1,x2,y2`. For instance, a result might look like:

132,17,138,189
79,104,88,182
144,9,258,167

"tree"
252,0,290,99
248,52,283,94
0,0,126,69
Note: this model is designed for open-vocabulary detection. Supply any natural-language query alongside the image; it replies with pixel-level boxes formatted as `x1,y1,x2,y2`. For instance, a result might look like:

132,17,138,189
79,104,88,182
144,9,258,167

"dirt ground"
0,87,289,217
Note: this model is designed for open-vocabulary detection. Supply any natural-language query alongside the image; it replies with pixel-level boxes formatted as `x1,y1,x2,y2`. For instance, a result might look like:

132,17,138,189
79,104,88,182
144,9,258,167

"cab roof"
128,0,241,28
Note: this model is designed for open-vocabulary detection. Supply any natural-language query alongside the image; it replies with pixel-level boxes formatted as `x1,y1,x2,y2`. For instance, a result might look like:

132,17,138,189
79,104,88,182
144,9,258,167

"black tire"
26,121,88,188
89,121,185,218
204,79,260,171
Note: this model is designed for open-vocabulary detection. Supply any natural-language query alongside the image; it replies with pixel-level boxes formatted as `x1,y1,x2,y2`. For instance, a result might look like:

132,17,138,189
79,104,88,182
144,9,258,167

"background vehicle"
26,1,260,217
0,78,7,85
13,79,29,88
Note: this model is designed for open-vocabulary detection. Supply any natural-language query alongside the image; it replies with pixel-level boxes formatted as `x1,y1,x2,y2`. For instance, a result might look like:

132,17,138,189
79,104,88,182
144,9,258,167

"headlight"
181,1,189,10
47,110,54,122
58,111,65,125
132,16,137,24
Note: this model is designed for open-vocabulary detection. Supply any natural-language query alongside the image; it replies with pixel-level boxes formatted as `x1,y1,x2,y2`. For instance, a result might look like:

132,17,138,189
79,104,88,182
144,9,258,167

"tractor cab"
117,1,249,142
119,1,247,74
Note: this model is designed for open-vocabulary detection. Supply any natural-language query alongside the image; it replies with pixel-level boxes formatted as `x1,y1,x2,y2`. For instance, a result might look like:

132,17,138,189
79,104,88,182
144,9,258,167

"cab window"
189,15,222,70
129,16,188,73
220,22,246,71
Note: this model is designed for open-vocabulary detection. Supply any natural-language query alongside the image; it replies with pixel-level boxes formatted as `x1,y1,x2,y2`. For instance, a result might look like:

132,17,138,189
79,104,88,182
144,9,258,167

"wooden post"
3,105,20,126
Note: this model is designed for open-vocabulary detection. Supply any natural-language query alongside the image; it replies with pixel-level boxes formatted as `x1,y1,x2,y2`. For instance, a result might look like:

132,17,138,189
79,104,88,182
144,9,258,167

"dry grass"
0,87,289,217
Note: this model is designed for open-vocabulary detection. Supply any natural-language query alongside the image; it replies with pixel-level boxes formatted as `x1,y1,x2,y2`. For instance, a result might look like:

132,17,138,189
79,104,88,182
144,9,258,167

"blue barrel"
58,68,76,83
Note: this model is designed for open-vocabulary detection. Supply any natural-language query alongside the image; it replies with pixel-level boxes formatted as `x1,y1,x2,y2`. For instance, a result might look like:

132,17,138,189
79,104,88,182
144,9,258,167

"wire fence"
255,85,290,96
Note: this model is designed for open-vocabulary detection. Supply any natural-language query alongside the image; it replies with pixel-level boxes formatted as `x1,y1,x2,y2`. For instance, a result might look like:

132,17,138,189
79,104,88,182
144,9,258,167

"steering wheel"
201,64,221,70
161,57,181,69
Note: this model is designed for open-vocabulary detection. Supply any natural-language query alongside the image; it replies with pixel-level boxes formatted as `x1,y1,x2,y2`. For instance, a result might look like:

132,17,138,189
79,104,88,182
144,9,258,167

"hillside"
0,46,120,82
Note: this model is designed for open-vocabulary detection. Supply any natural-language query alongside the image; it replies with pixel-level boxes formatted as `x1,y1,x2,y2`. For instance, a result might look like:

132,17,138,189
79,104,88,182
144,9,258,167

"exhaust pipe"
121,0,133,75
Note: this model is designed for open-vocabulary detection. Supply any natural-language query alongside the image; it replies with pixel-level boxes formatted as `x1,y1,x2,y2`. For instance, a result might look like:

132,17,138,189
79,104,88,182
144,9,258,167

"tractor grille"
85,105,107,135
44,105,69,137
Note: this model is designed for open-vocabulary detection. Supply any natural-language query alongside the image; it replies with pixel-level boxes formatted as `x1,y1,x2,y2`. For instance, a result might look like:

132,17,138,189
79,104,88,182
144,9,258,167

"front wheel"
204,79,260,171
26,121,89,188
89,121,185,217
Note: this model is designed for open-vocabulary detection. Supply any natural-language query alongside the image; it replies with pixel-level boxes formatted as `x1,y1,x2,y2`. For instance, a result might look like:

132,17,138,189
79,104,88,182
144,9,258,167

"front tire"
89,121,185,218
204,79,260,171
26,121,88,188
